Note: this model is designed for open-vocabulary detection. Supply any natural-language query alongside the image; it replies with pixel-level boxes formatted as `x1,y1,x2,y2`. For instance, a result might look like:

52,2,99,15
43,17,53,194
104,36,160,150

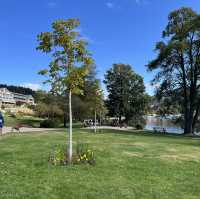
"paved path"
1,127,60,135
84,126,134,131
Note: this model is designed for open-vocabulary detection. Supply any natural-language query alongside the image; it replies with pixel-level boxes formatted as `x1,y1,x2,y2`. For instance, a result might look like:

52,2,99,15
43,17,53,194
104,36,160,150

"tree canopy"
104,64,148,128
147,7,200,134
37,18,94,163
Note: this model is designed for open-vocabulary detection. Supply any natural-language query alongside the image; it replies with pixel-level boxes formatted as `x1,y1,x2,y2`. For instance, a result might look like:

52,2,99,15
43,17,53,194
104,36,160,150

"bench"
153,127,167,134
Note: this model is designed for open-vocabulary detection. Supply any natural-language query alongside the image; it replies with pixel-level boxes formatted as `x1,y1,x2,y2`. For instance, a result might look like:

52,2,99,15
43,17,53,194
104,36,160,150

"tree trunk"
192,105,200,134
184,83,196,135
119,115,122,128
99,111,101,127
63,114,67,128
184,103,195,135
183,105,190,134
185,116,193,135
68,90,73,164
94,109,97,133
180,52,191,135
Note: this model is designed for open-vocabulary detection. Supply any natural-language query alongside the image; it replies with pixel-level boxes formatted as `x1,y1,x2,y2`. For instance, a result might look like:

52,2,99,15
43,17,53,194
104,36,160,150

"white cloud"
21,83,41,91
105,2,114,8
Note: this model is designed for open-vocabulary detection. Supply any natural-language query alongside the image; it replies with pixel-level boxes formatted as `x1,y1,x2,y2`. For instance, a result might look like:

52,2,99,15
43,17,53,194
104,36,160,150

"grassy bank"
4,114,84,128
4,115,43,127
0,129,200,198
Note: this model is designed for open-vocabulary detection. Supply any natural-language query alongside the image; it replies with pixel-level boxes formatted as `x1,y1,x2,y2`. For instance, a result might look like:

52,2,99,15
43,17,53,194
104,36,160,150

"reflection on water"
145,115,183,134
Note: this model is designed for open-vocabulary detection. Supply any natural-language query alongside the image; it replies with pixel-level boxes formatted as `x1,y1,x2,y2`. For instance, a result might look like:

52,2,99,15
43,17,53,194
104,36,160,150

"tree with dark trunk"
104,64,147,128
147,7,200,134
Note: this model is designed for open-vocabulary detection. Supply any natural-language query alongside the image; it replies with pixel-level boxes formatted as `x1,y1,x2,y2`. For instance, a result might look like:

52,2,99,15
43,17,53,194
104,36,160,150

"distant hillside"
0,84,35,96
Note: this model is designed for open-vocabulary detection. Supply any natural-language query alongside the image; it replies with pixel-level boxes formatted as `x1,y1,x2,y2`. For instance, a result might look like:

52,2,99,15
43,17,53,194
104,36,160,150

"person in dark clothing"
0,112,4,135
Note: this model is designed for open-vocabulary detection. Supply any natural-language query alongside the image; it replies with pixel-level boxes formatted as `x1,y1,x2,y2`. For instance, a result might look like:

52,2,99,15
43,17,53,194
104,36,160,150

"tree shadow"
82,128,194,140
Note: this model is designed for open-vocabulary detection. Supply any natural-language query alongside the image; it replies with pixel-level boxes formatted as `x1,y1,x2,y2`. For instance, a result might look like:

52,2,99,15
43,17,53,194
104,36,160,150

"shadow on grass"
81,128,197,141
19,118,42,127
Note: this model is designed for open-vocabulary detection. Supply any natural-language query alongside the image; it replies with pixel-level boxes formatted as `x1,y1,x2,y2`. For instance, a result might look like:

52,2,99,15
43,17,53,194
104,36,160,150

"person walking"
0,112,4,135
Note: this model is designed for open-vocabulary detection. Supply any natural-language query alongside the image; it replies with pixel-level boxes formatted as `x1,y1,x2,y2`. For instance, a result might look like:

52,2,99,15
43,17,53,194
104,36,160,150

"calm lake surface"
145,115,183,134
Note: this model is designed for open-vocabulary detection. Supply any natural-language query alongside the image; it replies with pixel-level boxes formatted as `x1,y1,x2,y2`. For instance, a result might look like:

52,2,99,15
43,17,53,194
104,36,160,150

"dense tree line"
34,65,105,125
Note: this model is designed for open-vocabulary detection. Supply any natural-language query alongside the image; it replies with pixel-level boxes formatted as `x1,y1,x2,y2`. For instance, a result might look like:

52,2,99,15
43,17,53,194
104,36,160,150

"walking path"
1,127,60,135
1,126,135,136
84,126,134,131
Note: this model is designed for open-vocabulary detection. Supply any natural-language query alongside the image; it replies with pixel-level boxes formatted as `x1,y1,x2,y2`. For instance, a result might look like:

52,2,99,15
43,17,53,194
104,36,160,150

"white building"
0,88,16,106
13,93,35,105
0,88,35,107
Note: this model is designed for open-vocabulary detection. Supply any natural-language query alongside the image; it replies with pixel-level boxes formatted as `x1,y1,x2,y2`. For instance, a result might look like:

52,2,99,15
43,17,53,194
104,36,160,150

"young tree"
55,65,105,126
89,80,104,133
147,7,200,134
81,65,106,130
37,19,93,163
104,64,147,127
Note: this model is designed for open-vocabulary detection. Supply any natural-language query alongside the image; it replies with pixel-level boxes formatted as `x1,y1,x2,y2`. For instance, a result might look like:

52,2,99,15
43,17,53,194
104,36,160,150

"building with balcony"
0,88,35,107
0,88,16,106
13,93,35,105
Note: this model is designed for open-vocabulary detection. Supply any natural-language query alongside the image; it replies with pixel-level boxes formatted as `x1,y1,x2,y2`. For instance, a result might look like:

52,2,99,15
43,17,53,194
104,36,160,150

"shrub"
76,142,95,165
128,116,146,130
9,112,17,118
135,124,143,130
49,143,95,166
17,107,35,116
49,146,67,166
40,119,60,128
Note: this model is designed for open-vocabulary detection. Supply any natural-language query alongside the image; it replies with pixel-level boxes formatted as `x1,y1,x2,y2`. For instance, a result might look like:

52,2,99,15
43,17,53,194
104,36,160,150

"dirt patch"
123,151,143,157
159,153,200,162
133,142,147,147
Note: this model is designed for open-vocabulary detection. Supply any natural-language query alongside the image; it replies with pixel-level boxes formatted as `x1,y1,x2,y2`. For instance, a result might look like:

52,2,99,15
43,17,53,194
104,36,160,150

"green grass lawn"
0,129,200,199
4,115,43,127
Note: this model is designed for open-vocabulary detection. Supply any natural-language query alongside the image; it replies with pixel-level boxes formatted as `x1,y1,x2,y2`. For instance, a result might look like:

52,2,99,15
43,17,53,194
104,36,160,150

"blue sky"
0,0,200,95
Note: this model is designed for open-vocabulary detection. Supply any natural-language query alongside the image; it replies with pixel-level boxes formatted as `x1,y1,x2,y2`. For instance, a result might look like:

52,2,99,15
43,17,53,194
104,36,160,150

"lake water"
145,115,183,134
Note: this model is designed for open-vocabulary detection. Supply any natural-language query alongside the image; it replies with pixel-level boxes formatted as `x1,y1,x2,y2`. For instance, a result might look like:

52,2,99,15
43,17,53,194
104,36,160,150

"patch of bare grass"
123,151,143,157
